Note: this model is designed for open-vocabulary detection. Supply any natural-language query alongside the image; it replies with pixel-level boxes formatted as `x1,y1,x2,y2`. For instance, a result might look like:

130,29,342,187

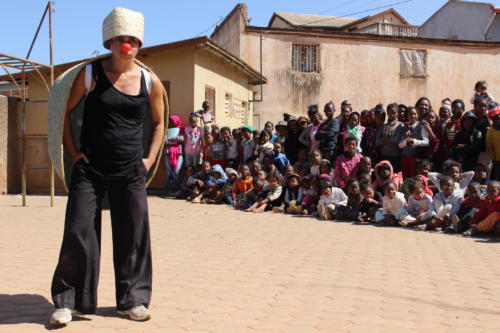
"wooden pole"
49,1,54,207
21,66,27,207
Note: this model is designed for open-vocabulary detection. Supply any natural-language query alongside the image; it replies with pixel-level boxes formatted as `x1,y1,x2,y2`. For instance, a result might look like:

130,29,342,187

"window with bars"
400,49,427,78
292,44,319,73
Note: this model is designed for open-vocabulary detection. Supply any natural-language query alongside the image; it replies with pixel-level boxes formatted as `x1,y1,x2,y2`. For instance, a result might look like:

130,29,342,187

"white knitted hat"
102,7,144,49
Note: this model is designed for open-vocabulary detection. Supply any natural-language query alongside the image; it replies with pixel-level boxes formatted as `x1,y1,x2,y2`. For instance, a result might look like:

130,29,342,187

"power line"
298,0,415,27
195,16,224,37
317,0,362,15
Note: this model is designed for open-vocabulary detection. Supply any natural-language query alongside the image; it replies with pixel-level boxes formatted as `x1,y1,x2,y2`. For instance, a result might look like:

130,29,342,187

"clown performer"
48,7,167,325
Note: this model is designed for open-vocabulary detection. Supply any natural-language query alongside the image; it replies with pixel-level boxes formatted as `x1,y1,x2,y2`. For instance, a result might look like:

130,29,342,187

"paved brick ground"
0,195,499,333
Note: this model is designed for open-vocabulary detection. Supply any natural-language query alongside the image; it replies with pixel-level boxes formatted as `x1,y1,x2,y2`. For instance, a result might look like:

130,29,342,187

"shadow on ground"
0,294,91,330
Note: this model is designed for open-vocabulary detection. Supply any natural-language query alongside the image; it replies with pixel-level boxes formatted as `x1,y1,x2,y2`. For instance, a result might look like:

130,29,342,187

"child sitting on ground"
468,181,500,236
246,173,283,213
201,164,227,204
188,161,213,202
275,174,303,214
232,165,253,203
358,183,382,223
375,181,407,226
398,179,434,227
334,137,363,189
428,160,474,197
175,165,196,199
317,181,348,220
399,159,433,199
426,176,463,231
222,168,238,205
456,183,485,234
299,176,315,215
235,178,265,210
372,160,402,194
337,179,364,221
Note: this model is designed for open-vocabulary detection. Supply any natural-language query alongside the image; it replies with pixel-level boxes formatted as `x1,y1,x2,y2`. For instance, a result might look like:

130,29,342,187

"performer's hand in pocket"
71,152,90,165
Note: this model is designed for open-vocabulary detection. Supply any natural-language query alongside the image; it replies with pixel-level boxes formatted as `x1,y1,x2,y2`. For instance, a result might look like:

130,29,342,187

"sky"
0,0,478,66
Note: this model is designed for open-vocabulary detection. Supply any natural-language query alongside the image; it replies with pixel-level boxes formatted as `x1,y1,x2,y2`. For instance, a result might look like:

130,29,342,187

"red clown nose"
120,43,132,53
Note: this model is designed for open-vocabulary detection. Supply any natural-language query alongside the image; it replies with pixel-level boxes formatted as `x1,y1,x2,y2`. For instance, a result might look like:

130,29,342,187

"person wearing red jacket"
471,181,500,235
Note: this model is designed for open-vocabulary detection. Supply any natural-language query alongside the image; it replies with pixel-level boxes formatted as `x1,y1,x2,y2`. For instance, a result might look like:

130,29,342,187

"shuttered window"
292,44,319,73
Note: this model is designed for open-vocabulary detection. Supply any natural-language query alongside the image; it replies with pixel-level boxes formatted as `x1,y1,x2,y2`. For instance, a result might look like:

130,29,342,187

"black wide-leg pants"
51,160,152,314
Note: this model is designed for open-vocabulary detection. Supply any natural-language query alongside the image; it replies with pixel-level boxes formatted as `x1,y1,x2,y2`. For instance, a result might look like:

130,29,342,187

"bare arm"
143,73,165,171
63,68,89,165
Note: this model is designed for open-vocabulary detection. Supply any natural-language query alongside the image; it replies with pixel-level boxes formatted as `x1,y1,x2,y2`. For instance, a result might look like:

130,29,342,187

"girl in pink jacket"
334,137,363,189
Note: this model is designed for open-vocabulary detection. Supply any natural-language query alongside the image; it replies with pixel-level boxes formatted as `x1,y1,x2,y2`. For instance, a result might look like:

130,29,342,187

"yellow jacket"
486,127,500,161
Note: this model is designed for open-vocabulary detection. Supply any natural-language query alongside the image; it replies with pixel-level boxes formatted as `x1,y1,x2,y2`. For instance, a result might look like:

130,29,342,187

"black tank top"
81,60,149,177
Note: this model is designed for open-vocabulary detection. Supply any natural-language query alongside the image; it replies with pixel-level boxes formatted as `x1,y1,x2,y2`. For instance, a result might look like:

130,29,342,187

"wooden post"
49,1,55,207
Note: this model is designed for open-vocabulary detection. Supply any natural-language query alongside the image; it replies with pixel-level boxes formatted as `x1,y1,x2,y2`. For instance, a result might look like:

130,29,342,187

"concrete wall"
210,5,247,57
194,48,253,129
240,30,500,125
419,1,494,41
137,47,195,121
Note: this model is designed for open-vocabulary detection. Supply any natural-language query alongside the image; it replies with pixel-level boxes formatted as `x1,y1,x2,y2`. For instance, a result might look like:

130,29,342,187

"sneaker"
50,308,72,325
117,305,151,321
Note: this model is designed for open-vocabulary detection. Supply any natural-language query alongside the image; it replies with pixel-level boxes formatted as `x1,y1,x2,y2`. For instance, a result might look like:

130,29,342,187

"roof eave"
244,25,500,47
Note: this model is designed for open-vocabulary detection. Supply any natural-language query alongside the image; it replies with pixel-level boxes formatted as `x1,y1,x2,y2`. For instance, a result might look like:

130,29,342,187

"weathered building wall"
240,30,500,125
210,4,247,57
419,1,494,41
194,49,253,129
137,47,195,121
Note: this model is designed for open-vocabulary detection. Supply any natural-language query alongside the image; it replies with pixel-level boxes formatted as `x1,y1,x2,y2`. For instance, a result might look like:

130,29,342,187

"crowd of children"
164,81,500,237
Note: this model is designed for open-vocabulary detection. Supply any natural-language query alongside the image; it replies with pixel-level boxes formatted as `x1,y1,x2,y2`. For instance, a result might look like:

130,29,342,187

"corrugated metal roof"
274,12,359,28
